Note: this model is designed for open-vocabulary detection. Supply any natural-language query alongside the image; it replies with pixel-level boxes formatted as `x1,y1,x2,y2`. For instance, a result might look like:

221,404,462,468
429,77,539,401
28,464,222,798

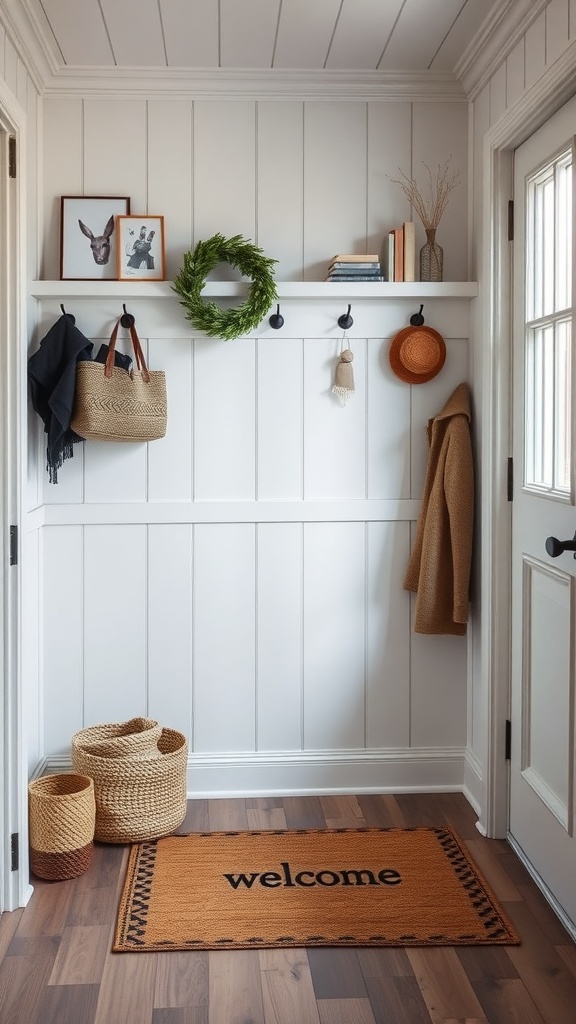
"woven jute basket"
71,717,161,761
28,773,96,880
71,726,188,843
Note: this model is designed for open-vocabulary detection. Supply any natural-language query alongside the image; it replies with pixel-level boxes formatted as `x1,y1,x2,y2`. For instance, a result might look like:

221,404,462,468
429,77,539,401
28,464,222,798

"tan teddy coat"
404,382,474,635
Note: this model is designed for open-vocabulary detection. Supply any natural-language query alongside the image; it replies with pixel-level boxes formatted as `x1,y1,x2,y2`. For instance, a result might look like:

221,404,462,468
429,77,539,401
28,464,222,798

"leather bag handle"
105,317,150,382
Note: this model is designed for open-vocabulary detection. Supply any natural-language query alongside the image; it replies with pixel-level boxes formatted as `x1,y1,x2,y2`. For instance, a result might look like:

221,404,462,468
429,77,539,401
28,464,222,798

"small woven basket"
71,726,188,843
28,773,96,880
71,717,161,761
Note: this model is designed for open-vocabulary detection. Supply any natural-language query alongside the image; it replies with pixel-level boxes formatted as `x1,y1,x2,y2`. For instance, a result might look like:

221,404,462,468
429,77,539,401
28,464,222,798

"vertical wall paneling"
410,627,468,748
303,337,367,499
489,62,507,128
32,84,476,792
15,57,27,109
525,12,547,92
26,79,39,284
3,35,17,97
193,524,256,752
83,98,148,210
147,525,193,735
366,521,411,748
257,336,303,500
83,427,147,503
303,522,366,750
147,338,193,502
256,523,303,751
366,102,412,262
40,98,83,280
411,102,469,282
42,527,84,754
546,0,570,66
83,525,147,724
193,102,256,245
147,100,193,280
257,102,304,280
506,39,526,111
367,337,411,499
194,336,256,500
471,86,490,283
303,103,368,281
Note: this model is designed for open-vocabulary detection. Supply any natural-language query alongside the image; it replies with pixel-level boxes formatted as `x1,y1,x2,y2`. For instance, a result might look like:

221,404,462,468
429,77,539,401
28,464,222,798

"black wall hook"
120,303,135,328
338,304,353,330
410,304,425,326
60,303,75,325
269,304,284,330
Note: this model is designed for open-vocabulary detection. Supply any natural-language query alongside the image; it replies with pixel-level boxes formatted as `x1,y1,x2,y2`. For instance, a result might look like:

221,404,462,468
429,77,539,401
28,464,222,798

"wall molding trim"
36,747,467,800
457,0,549,101
0,3,467,101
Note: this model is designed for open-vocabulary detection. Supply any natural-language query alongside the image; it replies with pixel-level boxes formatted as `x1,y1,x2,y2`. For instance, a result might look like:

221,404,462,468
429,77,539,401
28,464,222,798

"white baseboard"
36,746,468,799
462,747,483,816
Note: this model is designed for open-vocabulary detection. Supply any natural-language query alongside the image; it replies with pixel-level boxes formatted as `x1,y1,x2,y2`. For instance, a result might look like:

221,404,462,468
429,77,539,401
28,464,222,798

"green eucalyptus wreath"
173,233,278,341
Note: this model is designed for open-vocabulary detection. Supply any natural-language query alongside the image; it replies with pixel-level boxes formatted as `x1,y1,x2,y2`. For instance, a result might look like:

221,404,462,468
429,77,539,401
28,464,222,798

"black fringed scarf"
27,314,93,483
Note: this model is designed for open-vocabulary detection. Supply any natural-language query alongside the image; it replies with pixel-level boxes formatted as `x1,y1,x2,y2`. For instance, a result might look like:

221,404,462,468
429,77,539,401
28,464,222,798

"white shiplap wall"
31,94,472,796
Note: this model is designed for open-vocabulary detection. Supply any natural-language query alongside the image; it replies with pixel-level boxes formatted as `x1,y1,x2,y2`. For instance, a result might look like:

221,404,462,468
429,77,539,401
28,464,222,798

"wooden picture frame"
117,215,166,282
60,196,131,280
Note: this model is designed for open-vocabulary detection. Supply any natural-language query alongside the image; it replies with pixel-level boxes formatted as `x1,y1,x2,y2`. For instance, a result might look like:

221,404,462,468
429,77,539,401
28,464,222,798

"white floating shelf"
31,280,478,300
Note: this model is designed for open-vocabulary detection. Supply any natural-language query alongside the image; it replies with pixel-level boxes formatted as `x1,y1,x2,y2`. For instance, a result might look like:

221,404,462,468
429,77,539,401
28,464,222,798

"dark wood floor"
1,792,575,1024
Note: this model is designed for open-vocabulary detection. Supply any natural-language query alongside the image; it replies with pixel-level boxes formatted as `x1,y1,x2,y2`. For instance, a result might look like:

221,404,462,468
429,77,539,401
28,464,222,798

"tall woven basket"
28,773,96,880
72,723,188,844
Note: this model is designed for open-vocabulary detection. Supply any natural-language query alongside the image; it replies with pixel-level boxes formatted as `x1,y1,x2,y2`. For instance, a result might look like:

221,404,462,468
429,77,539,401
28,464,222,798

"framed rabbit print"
60,196,130,280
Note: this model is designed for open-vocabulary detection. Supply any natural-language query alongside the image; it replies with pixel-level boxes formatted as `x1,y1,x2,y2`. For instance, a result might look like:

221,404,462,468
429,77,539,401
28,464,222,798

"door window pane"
524,147,573,497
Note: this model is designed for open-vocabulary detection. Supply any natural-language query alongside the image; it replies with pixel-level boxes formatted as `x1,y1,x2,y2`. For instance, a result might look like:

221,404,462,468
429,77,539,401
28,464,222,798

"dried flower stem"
389,158,461,231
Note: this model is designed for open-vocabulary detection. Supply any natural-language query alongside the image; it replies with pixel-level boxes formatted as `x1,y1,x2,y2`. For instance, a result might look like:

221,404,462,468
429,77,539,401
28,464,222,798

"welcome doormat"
113,826,520,951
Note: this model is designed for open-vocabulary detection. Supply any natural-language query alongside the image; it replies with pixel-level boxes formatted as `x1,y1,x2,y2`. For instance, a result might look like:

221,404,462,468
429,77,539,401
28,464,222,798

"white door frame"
0,80,31,911
480,47,576,840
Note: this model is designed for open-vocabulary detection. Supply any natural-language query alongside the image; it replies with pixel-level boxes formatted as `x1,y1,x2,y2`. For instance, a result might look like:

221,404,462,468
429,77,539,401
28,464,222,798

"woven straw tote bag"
71,725,188,843
71,315,167,442
28,773,96,880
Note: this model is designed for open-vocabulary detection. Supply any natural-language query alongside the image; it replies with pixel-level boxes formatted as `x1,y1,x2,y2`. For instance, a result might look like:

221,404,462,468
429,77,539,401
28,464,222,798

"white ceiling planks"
325,0,405,71
273,0,343,69
159,0,220,68
39,0,114,66
219,0,281,68
378,0,469,70
430,0,498,70
99,0,167,67
25,0,502,79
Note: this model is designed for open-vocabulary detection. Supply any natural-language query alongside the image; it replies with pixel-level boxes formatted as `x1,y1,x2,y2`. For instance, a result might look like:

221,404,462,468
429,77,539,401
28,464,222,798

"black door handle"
545,532,576,558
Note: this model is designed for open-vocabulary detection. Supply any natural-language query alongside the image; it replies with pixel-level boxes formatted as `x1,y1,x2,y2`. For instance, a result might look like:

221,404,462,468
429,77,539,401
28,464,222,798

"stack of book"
384,222,415,282
326,254,383,282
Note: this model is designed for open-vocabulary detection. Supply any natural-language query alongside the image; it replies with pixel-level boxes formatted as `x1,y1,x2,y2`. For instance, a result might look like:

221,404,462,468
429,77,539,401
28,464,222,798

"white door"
510,95,576,928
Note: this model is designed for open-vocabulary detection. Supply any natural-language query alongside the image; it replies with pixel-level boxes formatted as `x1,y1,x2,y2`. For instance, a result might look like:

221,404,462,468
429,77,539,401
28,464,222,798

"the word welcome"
223,861,402,889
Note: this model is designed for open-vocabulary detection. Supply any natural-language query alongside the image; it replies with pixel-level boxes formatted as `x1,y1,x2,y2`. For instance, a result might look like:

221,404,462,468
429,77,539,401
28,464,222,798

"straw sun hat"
389,322,446,384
